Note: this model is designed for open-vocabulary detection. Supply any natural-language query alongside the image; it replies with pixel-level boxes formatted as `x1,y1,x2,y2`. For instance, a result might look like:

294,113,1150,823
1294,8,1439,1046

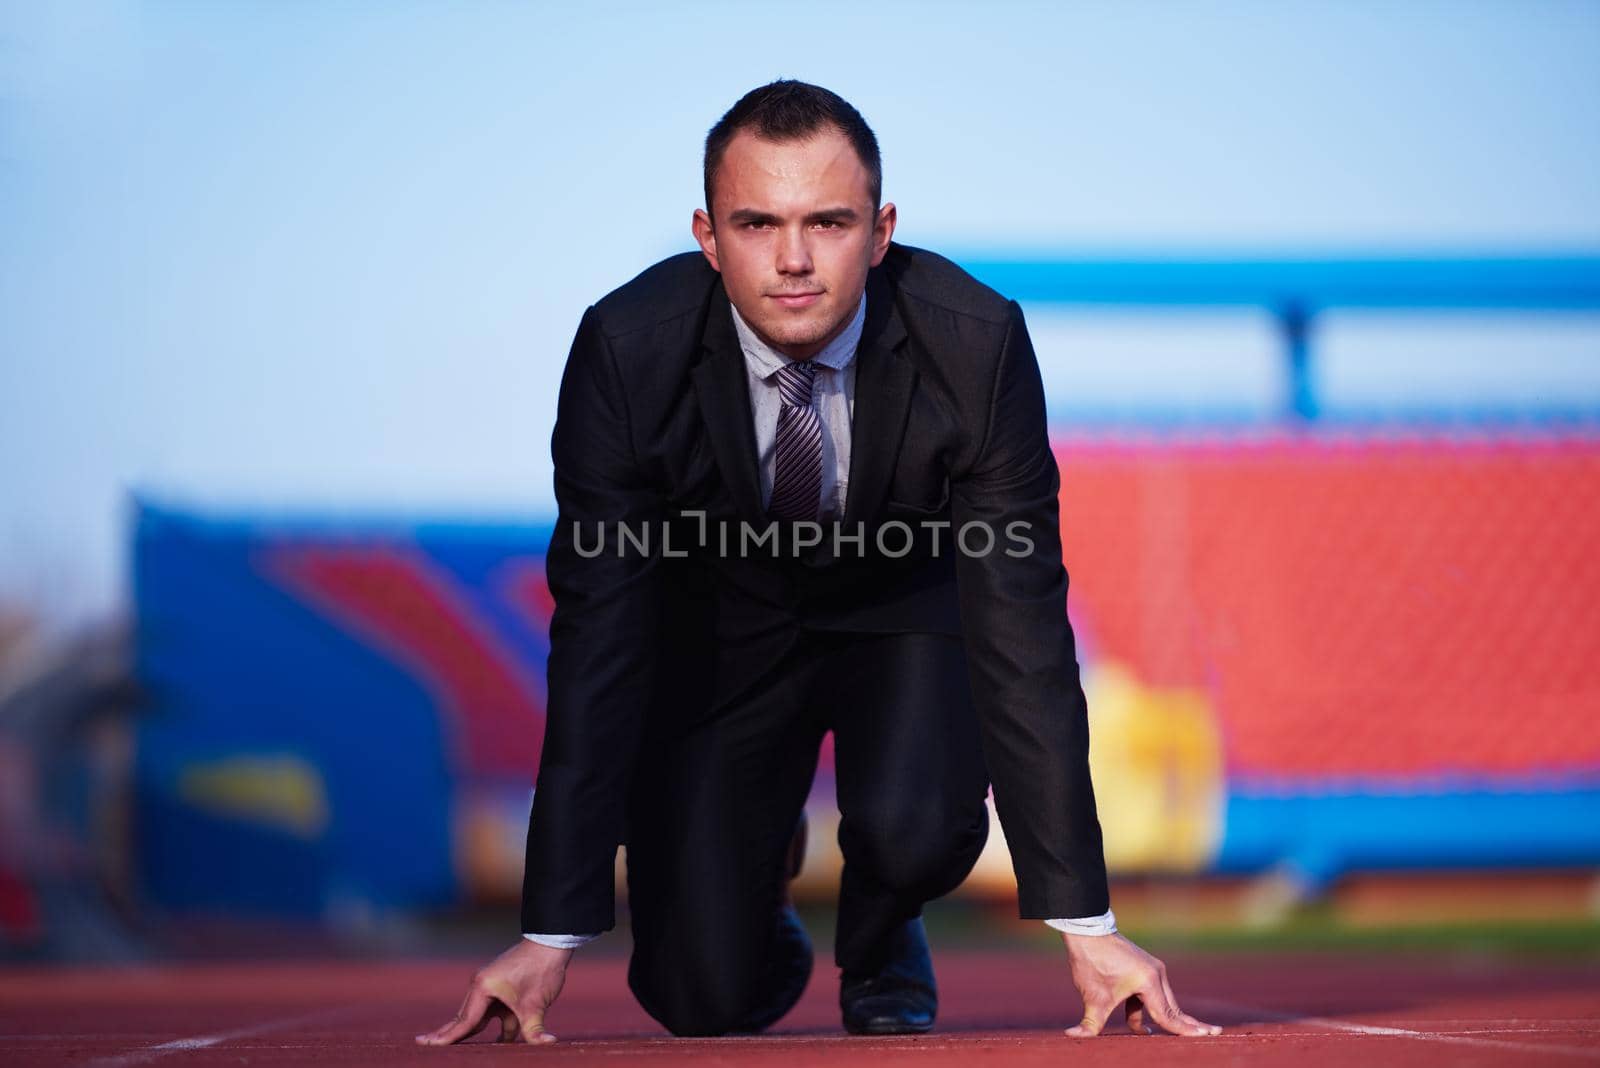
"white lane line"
84,1006,358,1067
1190,997,1600,1060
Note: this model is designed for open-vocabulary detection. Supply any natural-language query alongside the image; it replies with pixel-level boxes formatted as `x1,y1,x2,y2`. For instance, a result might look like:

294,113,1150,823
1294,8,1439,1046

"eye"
814,219,841,230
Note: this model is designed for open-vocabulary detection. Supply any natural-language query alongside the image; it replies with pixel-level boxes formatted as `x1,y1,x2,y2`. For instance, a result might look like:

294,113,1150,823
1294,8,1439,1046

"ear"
692,208,720,273
869,202,897,267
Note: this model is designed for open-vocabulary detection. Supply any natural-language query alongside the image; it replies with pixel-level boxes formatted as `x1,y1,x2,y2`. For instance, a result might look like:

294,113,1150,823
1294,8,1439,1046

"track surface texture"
3,951,1598,1066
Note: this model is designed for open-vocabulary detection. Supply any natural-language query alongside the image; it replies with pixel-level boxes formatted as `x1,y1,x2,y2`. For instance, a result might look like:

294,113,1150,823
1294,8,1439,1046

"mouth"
769,291,823,309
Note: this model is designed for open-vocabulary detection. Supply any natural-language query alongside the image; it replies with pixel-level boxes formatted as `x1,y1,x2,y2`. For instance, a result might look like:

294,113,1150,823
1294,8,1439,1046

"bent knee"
629,948,787,1037
654,1004,745,1038
846,805,990,896
629,969,744,1036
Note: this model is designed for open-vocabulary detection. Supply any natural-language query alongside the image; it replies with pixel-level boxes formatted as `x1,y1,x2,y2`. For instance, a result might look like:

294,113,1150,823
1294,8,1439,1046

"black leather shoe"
731,904,814,1034
840,917,937,1035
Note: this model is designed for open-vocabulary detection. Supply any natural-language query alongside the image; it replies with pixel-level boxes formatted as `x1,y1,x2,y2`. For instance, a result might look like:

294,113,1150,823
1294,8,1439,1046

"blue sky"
2,0,1598,624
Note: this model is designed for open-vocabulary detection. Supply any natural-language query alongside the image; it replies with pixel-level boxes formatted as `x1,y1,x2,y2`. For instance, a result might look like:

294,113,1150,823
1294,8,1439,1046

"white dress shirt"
526,295,1116,947
733,294,862,520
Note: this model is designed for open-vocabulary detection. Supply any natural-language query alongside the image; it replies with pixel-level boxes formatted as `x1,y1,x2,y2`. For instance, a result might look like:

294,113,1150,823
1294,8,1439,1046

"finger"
1141,972,1213,1038
1064,997,1116,1038
1134,972,1184,1034
493,1003,521,1044
1161,967,1221,1036
414,984,493,1046
518,1005,559,1045
1124,995,1153,1036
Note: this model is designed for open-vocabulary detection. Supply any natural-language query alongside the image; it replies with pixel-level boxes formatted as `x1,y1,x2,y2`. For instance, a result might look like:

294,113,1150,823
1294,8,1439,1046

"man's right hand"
414,939,573,1046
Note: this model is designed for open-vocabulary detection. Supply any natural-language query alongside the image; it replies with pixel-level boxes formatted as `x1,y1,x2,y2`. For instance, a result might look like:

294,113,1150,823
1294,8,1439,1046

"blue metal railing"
959,254,1600,421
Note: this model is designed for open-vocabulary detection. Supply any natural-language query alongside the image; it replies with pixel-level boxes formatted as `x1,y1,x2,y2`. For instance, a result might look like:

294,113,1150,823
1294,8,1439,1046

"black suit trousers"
624,629,991,1037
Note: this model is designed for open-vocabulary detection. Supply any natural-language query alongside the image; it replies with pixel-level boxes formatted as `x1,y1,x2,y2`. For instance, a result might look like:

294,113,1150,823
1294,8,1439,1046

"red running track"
2,950,1597,1066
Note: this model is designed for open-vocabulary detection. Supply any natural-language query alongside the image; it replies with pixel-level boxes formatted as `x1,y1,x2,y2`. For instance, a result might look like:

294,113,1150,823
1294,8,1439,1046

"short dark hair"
703,80,882,217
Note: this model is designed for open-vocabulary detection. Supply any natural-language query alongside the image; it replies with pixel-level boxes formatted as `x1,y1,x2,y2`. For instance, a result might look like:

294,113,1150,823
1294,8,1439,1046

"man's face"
693,127,896,360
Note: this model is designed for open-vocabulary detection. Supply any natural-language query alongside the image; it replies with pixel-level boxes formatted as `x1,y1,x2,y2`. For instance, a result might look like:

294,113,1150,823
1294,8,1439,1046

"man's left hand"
1060,932,1221,1037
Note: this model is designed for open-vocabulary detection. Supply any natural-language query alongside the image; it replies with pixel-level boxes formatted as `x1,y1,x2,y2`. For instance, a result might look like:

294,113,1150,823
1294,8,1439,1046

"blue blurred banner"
133,506,555,917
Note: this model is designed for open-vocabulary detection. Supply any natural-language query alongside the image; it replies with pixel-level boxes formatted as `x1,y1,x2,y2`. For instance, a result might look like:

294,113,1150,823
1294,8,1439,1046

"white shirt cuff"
522,932,600,950
1044,909,1118,937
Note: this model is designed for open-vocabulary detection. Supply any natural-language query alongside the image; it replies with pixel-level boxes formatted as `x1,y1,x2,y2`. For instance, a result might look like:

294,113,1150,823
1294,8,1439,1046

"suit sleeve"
948,300,1111,919
521,306,665,934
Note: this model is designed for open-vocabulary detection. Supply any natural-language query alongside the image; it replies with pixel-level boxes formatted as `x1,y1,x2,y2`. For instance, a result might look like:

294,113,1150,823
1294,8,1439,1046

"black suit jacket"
522,243,1109,933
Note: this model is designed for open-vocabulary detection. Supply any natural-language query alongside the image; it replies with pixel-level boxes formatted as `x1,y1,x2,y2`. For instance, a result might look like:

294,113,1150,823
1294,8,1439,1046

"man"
418,80,1219,1045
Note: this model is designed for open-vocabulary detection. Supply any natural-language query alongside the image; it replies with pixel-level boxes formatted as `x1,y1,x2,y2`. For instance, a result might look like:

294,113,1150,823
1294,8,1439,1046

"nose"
775,225,813,276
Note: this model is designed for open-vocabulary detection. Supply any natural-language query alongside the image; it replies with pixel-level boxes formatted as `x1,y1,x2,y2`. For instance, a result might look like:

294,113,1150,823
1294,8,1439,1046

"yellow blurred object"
962,661,1225,896
1084,660,1225,872
177,755,328,839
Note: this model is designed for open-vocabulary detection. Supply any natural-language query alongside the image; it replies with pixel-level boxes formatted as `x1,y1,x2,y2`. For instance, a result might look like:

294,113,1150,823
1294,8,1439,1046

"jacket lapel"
841,269,914,530
692,282,766,524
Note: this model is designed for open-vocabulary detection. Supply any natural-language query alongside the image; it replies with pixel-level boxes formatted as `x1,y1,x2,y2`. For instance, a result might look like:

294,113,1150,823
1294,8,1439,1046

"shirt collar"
729,293,867,381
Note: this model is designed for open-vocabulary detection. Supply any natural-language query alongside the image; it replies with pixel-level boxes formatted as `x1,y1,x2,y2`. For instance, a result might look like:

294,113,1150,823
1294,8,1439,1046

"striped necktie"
768,360,822,521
